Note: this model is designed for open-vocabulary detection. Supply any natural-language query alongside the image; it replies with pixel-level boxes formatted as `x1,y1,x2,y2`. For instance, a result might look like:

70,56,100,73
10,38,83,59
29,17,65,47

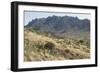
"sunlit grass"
24,28,90,62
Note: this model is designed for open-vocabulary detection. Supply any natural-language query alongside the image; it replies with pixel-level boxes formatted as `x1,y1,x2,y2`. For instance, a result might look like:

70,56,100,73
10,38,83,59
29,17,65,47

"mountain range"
25,15,90,39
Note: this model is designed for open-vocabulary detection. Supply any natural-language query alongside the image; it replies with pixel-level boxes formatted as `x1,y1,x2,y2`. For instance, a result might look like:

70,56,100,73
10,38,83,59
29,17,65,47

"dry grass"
24,29,90,62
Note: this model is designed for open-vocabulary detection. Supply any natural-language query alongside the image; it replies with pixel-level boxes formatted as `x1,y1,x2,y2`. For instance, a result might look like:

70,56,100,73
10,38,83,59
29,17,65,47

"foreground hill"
24,28,90,61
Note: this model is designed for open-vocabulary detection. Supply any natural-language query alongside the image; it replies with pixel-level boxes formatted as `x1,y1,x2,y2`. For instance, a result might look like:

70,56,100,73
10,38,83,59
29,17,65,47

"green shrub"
76,39,84,45
44,42,55,49
78,40,84,43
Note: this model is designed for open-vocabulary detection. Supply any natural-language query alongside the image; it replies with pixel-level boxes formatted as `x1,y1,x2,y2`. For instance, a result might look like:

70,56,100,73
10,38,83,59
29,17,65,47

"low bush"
44,42,55,50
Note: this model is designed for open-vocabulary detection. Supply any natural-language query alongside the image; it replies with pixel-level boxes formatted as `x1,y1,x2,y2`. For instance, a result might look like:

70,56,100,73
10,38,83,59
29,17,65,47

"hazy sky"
24,11,91,25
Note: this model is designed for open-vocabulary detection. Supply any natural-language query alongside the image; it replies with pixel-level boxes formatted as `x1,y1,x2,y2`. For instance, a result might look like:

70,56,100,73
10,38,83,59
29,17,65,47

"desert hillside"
24,28,90,61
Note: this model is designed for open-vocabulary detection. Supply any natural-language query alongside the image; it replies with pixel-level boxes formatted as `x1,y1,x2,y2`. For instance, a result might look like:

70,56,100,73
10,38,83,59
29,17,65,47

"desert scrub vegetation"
24,28,90,62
